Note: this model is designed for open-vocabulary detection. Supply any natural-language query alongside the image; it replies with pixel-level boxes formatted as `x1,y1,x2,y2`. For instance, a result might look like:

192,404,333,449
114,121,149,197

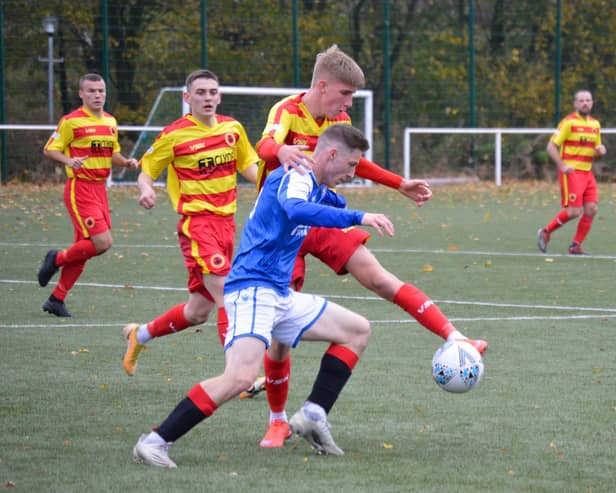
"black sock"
157,397,207,443
307,354,352,414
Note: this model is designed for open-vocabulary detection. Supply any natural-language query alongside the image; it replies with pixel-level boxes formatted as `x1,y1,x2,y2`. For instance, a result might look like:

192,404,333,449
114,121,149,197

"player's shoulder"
62,107,89,121
273,93,303,113
163,115,197,134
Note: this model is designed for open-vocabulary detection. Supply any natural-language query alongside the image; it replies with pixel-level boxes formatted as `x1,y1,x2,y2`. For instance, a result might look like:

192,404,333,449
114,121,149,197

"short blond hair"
311,44,365,88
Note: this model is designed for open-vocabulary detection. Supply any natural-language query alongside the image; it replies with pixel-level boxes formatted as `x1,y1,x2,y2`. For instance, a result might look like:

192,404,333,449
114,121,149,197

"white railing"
403,127,616,186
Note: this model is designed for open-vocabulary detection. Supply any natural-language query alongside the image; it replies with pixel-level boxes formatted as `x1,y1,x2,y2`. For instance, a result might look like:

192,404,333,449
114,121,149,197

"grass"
1,181,615,493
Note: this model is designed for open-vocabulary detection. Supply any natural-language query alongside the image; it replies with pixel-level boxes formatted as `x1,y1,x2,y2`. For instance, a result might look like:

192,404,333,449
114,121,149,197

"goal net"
111,86,373,186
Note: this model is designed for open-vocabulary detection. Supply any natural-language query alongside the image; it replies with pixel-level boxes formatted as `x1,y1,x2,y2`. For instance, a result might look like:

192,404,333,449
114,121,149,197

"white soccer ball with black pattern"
432,340,484,393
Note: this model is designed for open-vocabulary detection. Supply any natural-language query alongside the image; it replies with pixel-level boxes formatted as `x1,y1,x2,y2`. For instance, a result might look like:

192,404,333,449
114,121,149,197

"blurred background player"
537,89,606,255
121,69,258,376
38,73,139,317
253,44,488,449
131,124,394,467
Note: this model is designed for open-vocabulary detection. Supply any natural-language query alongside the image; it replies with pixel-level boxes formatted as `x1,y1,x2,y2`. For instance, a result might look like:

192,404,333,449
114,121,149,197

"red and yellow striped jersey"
44,107,121,181
551,112,602,171
141,113,257,216
255,93,351,191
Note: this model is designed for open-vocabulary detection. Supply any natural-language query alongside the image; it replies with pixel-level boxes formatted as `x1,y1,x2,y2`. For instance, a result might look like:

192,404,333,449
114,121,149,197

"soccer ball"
432,340,484,393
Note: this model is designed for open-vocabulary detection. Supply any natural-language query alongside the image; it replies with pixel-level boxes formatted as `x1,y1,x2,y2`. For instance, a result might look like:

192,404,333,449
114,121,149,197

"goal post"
111,85,374,186
403,127,555,186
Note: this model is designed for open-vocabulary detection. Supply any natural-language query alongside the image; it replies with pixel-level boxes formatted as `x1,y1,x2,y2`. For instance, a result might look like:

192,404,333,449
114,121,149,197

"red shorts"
291,226,371,291
178,214,235,300
63,178,111,241
559,169,598,208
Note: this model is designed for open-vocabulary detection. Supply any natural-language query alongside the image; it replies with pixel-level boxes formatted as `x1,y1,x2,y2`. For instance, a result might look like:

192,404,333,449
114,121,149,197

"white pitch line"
3,278,615,313
371,248,616,261
2,241,616,260
2,313,616,329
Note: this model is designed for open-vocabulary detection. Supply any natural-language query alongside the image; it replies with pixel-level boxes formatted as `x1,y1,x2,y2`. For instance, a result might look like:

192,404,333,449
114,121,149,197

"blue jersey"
225,166,365,295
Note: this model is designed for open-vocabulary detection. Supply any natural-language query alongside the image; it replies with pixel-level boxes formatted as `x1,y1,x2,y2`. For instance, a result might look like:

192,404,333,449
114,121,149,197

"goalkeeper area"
111,85,374,186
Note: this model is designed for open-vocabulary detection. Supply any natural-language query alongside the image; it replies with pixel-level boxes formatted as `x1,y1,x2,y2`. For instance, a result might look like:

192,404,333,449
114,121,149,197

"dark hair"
185,69,219,90
317,124,369,154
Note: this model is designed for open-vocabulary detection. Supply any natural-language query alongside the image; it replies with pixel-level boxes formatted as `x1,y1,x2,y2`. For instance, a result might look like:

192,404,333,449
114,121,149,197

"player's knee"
354,318,371,353
568,207,583,219
230,370,259,395
185,304,212,325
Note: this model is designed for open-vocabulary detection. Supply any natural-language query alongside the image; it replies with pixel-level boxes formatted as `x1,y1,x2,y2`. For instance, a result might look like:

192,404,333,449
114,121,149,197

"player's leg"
123,289,216,376
41,181,110,316
570,172,598,254
345,244,487,353
258,340,292,447
254,247,310,440
133,337,265,468
288,299,370,456
538,170,578,252
123,216,232,375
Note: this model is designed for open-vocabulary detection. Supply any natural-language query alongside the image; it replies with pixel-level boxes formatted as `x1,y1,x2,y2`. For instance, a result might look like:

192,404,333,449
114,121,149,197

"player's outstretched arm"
356,157,430,206
361,212,394,237
112,152,139,170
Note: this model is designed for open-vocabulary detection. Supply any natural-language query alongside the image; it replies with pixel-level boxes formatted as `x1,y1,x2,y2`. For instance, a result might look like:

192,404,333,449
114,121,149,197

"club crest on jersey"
225,132,237,147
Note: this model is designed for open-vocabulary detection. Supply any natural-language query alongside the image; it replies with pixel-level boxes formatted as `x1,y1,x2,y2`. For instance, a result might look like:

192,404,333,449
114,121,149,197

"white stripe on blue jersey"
225,166,365,296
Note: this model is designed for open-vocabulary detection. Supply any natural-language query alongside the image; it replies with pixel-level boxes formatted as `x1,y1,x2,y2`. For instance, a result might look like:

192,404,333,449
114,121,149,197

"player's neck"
84,106,104,118
301,90,325,121
194,114,216,127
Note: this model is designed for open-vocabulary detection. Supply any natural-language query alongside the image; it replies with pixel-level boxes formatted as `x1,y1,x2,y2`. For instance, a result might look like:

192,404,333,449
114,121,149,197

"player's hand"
126,158,140,170
68,156,88,170
138,187,157,209
595,145,607,157
560,164,575,175
398,179,432,207
361,213,394,237
278,145,315,174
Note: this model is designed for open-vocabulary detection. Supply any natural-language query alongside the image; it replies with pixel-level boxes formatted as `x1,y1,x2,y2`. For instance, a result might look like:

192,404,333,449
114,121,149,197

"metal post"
37,16,63,123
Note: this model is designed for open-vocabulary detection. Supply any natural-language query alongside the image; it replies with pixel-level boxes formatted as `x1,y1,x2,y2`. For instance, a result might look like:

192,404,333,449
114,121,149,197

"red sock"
216,307,228,347
187,383,218,416
545,210,571,234
264,352,290,414
56,239,98,266
52,260,86,301
325,344,359,370
147,303,190,338
573,214,593,244
393,283,454,340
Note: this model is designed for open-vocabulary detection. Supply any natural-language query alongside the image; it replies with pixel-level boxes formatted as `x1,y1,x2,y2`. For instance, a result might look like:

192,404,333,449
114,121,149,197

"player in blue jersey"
131,124,393,467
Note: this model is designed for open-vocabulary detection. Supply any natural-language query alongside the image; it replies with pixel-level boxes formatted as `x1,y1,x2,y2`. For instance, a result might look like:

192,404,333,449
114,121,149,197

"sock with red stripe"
306,345,358,414
147,303,190,338
393,283,454,340
157,384,218,443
